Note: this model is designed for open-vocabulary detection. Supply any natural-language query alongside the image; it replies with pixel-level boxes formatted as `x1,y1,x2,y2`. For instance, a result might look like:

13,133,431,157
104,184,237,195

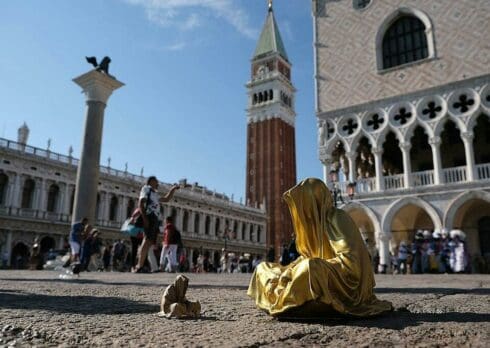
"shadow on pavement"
0,290,159,315
277,310,489,330
0,277,249,290
375,287,489,295
345,310,490,330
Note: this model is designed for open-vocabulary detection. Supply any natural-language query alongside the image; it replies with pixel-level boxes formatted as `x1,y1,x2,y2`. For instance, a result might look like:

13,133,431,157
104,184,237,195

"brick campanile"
246,2,297,260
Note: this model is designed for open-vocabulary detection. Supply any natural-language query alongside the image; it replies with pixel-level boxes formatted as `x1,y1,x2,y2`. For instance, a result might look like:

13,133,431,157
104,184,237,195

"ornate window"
46,184,60,213
109,196,118,221
21,179,35,209
0,173,8,205
215,217,221,236
353,0,371,10
183,210,189,232
204,216,211,235
126,199,135,218
194,214,200,234
382,15,428,69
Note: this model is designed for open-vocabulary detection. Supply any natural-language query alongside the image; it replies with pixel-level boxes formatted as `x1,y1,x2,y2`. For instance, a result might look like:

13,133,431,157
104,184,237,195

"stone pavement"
0,271,488,347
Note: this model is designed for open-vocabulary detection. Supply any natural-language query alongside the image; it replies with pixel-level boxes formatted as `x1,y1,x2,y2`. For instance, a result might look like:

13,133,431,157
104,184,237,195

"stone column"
72,70,124,225
103,193,111,223
346,151,356,183
5,174,14,207
461,131,476,181
400,142,412,188
5,231,12,267
37,179,47,212
120,196,128,222
320,155,332,186
189,249,194,269
372,147,385,191
11,174,22,208
199,213,205,235
377,233,391,273
429,136,442,185
189,211,196,233
62,183,72,216
178,209,184,231
244,223,250,241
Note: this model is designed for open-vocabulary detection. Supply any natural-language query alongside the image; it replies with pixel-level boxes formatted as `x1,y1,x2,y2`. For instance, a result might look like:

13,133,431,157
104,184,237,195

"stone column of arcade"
71,68,124,226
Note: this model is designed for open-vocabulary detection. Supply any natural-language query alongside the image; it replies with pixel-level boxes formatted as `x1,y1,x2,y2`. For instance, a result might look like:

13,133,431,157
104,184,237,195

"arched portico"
444,191,490,261
343,202,380,241
382,197,442,236
445,191,490,229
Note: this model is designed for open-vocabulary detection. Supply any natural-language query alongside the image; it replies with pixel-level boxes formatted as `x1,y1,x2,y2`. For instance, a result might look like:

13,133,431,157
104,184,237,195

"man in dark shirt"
69,218,88,263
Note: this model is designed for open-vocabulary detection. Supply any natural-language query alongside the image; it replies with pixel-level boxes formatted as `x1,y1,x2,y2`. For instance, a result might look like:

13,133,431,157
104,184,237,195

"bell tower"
246,1,297,259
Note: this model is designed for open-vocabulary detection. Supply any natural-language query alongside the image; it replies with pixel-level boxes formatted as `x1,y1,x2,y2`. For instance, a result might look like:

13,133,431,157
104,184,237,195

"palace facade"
313,0,490,270
0,126,267,268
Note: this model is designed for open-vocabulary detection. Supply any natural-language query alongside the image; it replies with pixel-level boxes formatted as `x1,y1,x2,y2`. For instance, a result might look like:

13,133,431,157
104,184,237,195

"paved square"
0,271,488,347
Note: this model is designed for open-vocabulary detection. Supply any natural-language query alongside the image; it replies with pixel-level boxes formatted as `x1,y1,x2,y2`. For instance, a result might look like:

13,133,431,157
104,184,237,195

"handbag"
121,218,144,237
121,187,152,234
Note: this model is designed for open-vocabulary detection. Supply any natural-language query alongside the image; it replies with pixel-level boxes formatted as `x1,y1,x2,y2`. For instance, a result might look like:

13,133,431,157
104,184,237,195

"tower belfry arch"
246,2,297,259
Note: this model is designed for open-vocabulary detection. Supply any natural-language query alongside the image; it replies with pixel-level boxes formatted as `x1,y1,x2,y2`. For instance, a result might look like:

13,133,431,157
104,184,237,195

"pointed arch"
404,119,434,142
382,197,442,236
376,125,404,149
343,202,381,236
444,191,490,230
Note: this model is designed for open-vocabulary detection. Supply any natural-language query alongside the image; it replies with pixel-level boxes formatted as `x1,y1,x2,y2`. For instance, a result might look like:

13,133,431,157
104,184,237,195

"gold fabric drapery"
248,178,392,317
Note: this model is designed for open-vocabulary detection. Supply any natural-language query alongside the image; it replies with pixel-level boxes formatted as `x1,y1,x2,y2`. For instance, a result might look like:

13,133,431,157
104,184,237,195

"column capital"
345,151,356,160
399,142,411,152
73,70,124,104
320,154,333,165
371,147,383,156
429,136,441,146
461,131,474,141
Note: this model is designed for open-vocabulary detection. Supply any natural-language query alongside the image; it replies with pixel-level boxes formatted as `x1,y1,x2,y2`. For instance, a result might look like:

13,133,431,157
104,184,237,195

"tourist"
288,234,300,262
251,255,261,271
112,239,127,272
69,217,88,263
450,230,468,273
220,249,228,273
102,242,111,271
133,176,179,273
411,231,424,274
159,216,179,272
279,244,290,266
397,241,409,274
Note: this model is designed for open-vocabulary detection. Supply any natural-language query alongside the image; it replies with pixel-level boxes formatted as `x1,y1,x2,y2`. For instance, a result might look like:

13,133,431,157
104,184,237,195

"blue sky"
0,0,321,201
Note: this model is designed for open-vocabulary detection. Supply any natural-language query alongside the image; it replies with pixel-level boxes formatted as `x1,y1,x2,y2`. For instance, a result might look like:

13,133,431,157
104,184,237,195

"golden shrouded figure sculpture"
248,178,392,318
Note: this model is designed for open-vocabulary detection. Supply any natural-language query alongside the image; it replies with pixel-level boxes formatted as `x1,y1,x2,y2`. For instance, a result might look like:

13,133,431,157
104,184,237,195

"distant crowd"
375,229,489,274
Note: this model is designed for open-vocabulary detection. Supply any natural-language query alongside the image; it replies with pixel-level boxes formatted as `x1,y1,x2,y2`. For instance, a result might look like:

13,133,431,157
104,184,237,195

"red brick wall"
246,118,296,260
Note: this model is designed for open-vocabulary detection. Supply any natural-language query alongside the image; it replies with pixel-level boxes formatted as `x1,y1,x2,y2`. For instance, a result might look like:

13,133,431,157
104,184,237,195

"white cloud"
125,0,257,39
165,42,187,51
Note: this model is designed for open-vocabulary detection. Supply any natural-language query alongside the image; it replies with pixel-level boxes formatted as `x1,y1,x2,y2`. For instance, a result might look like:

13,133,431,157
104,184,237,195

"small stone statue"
158,275,201,319
85,56,112,76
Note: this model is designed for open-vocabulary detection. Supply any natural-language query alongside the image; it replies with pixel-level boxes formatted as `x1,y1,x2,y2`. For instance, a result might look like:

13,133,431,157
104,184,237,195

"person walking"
69,217,88,264
159,216,179,272
133,176,179,273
